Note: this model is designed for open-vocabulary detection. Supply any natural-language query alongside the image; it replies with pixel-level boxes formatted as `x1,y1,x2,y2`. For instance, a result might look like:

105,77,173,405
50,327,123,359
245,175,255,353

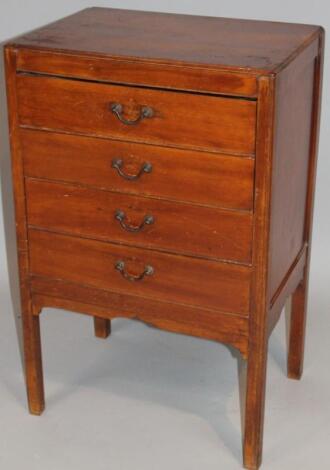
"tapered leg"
243,343,268,470
287,276,308,380
236,354,247,440
23,311,45,415
94,317,111,339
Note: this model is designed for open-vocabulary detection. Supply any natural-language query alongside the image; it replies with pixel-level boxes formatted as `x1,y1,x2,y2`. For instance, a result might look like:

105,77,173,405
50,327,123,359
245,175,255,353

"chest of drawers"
4,8,324,469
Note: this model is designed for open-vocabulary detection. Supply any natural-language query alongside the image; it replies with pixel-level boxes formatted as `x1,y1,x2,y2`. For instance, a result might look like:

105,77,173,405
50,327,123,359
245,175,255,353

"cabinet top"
7,7,322,73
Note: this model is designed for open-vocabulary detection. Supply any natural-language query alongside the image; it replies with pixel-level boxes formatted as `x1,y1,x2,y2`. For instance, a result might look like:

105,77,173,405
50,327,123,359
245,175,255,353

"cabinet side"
268,35,322,301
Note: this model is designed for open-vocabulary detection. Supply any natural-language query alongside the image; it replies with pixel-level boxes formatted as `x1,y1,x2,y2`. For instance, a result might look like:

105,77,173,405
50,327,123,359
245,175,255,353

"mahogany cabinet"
4,8,324,469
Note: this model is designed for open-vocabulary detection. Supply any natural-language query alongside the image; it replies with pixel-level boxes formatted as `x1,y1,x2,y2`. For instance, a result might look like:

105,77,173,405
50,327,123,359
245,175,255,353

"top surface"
9,7,321,73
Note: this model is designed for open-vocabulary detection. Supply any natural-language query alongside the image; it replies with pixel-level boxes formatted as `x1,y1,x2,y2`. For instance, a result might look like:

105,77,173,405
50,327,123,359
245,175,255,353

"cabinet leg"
94,317,111,339
23,311,45,415
287,277,308,380
242,344,268,470
236,353,247,441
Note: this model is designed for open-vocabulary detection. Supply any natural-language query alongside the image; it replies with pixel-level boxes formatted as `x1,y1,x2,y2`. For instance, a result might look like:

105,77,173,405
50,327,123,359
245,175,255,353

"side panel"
269,40,318,298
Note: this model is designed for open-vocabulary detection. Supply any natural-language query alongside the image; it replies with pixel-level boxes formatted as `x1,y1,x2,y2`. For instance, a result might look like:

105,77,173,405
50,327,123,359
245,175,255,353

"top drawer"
16,75,256,155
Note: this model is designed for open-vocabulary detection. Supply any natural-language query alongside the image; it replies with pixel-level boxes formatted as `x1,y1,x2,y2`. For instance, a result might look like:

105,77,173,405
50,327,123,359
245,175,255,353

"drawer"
21,129,255,211
28,229,251,315
26,179,253,264
17,75,256,155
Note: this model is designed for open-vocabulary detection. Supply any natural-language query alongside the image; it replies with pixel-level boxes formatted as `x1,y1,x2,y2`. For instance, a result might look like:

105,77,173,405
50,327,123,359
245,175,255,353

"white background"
0,2,329,469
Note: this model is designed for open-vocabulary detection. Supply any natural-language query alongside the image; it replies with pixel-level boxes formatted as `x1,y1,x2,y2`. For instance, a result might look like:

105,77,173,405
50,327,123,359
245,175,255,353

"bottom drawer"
28,229,251,316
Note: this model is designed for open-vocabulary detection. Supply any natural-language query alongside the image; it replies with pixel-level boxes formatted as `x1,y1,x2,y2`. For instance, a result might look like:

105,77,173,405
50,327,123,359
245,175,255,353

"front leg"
23,307,45,415
242,340,269,470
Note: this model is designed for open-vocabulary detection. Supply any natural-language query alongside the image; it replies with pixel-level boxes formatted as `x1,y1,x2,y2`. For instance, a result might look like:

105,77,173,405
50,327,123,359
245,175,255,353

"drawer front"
26,179,253,264
21,129,255,211
28,229,251,315
17,75,256,155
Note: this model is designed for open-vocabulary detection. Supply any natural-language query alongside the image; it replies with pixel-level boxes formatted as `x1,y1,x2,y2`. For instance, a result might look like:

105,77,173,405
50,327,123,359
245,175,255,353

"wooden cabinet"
4,8,324,469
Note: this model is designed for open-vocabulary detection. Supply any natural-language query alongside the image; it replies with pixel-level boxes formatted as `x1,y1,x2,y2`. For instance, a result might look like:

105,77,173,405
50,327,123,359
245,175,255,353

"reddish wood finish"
4,8,324,470
288,30,325,380
5,47,45,416
15,48,258,98
268,40,318,297
268,246,307,335
21,129,255,211
289,280,309,379
30,277,250,358
28,229,252,315
11,7,319,73
25,178,253,263
16,74,256,155
243,76,275,470
94,317,111,339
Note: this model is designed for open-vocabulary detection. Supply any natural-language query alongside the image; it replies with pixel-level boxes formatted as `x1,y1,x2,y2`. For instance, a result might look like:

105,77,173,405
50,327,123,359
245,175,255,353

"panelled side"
268,40,319,299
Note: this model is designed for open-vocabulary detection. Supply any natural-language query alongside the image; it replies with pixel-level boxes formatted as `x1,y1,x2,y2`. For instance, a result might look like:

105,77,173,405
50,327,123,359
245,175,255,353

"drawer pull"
115,260,154,282
110,102,154,125
112,158,153,181
115,209,154,232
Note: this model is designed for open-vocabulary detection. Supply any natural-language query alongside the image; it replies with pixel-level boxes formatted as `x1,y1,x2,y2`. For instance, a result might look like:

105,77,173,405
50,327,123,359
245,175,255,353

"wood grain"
21,129,255,211
16,48,258,98
268,246,307,335
26,178,253,264
16,74,256,155
28,229,252,316
4,46,45,415
10,7,319,73
30,277,249,358
268,40,318,297
3,10,324,470
288,33,325,380
243,76,275,470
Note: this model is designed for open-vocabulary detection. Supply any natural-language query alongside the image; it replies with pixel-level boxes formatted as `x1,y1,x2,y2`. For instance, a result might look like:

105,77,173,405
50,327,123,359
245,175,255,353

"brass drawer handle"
115,209,154,232
115,260,154,282
112,158,152,181
110,102,154,125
